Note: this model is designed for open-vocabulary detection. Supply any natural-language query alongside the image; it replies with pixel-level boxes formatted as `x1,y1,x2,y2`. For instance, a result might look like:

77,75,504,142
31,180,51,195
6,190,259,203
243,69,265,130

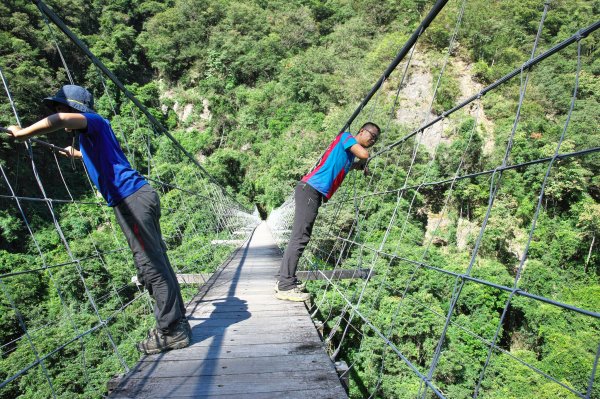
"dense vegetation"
0,0,598,397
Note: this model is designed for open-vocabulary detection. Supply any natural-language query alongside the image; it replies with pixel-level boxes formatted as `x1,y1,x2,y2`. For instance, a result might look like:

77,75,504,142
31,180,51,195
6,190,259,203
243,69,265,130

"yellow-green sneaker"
275,287,310,302
275,280,306,292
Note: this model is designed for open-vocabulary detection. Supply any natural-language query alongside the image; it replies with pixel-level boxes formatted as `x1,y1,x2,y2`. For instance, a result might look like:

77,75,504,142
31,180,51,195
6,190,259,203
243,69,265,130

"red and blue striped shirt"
302,132,357,199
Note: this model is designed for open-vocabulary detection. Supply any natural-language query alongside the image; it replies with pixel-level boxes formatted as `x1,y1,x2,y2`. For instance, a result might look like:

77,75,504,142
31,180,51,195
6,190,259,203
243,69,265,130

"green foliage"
0,210,22,247
1,0,599,397
204,148,247,191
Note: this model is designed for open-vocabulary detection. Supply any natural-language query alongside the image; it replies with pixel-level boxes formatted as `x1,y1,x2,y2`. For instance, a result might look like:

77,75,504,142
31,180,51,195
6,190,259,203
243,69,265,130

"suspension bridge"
1,0,599,398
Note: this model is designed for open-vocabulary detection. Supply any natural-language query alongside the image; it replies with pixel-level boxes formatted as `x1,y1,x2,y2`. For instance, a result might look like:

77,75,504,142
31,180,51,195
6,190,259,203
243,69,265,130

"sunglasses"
362,129,379,141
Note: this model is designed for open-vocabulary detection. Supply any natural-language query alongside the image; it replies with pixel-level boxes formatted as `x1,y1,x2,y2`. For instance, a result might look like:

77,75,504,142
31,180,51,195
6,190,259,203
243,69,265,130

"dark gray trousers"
278,182,323,290
113,184,186,333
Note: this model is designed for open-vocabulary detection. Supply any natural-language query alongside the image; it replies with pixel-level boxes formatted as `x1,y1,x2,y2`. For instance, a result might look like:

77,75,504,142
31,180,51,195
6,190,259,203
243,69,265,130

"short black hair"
361,122,380,137
49,102,78,113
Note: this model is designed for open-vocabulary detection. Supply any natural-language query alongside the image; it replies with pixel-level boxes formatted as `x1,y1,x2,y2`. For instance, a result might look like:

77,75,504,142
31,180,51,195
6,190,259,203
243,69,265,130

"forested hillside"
0,0,598,397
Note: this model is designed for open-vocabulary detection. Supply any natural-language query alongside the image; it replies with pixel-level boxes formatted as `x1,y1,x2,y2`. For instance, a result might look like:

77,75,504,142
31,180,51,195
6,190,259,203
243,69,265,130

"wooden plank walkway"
110,222,348,399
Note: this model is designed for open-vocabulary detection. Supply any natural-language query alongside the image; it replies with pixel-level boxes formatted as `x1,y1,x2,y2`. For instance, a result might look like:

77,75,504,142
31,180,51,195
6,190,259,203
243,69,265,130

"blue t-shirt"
302,132,357,199
80,113,147,206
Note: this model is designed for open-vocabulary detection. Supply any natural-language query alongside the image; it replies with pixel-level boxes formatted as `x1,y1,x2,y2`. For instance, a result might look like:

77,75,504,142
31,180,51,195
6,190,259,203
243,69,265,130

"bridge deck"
110,222,347,398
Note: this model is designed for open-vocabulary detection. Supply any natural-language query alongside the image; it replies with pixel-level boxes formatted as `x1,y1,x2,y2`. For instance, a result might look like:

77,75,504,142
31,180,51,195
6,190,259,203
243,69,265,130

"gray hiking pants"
278,182,323,290
113,184,186,333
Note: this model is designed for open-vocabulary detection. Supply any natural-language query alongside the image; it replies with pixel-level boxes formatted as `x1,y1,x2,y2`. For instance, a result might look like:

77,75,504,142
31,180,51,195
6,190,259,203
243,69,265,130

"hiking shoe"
137,323,190,355
181,319,192,337
145,319,191,340
275,287,310,302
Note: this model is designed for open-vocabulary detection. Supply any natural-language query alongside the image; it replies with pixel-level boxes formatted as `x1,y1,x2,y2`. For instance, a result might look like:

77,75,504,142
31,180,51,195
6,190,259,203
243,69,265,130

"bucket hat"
43,85,95,113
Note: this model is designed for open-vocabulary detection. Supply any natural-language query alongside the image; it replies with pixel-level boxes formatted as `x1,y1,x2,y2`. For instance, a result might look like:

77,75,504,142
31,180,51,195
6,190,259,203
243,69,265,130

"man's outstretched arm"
5,113,87,141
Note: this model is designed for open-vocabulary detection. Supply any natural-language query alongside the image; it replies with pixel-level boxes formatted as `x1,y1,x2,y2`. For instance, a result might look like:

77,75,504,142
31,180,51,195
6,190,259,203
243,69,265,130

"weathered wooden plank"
111,386,346,399
195,293,298,302
139,341,328,362
111,370,346,398
189,303,301,313
202,288,281,296
187,307,303,318
188,316,312,328
188,313,313,326
153,388,341,399
296,268,373,280
191,308,307,318
111,390,345,399
190,327,319,346
193,311,311,324
126,353,335,378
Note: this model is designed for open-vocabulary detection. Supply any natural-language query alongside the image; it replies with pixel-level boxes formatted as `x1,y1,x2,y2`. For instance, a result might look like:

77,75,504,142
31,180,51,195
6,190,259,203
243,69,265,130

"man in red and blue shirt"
276,123,380,301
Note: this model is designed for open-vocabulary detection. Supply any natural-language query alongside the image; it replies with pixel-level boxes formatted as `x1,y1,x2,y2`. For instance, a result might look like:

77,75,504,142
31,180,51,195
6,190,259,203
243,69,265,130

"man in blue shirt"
276,123,380,301
5,85,190,354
